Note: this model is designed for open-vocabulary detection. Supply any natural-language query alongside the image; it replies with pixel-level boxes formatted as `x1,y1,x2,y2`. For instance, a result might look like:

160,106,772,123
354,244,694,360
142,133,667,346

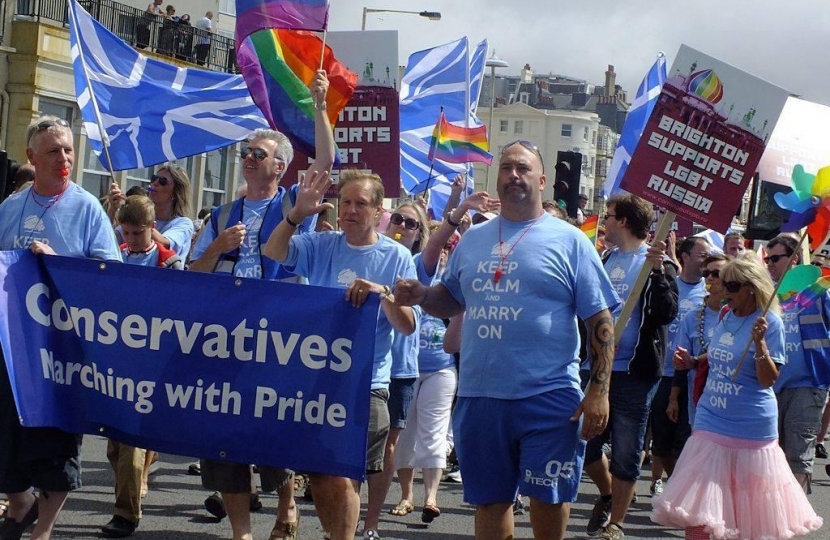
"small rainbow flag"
428,112,492,165
236,0,329,44
236,29,357,160
782,274,830,311
580,214,600,247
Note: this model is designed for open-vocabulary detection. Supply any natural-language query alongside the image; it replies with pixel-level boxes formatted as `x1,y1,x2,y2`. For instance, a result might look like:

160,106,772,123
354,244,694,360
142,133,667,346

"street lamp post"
361,8,442,30
485,51,508,195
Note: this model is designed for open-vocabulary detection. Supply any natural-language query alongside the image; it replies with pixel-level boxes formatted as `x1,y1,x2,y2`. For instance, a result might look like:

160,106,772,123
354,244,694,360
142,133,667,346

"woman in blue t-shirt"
653,255,821,540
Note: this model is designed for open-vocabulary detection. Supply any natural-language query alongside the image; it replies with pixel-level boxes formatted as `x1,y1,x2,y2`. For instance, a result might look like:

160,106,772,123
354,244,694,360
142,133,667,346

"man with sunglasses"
766,234,830,493
0,116,121,540
584,193,677,540
394,139,620,540
188,70,334,540
649,237,709,497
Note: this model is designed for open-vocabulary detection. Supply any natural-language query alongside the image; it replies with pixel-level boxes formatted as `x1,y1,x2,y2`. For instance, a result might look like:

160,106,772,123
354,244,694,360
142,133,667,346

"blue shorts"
453,388,585,505
388,378,416,429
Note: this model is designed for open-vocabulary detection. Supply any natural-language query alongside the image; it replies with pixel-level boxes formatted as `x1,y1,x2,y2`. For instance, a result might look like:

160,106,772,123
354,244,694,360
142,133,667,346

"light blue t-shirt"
284,231,417,390
676,303,721,425
391,315,420,379
0,183,120,260
604,245,648,371
664,278,706,377
694,308,785,440
415,254,455,374
774,293,830,391
441,213,620,399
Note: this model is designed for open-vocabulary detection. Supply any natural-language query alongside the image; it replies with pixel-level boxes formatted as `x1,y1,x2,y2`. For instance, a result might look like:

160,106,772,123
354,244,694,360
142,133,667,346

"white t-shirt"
196,16,212,45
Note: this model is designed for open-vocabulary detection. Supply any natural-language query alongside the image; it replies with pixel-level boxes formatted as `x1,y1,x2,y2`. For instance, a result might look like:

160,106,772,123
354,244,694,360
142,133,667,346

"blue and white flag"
399,37,487,217
68,0,269,171
602,53,667,198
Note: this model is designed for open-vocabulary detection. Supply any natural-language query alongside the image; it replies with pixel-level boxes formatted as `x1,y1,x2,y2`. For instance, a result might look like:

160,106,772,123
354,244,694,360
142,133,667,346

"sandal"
390,499,414,516
268,507,300,540
421,504,441,523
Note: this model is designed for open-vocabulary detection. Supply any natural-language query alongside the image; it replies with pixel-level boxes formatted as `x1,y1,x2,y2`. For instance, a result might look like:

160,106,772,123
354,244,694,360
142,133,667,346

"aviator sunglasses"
149,175,169,186
240,146,271,162
390,212,420,231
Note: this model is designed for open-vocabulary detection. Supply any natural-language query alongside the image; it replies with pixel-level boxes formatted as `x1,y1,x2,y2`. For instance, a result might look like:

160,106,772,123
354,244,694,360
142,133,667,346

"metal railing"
12,0,238,74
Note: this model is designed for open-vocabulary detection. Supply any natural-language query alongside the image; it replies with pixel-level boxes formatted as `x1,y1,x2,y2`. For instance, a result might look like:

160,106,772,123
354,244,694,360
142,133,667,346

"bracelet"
754,352,771,362
446,214,461,228
285,214,300,228
314,101,327,111
379,285,392,300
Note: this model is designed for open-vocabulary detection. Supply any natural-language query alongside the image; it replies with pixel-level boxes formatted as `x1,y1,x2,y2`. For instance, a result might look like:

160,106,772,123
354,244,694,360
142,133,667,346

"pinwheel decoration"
774,164,830,249
778,264,830,310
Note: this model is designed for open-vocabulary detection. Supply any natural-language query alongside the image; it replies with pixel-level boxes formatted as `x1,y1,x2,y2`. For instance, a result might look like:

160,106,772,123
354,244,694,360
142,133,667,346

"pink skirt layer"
651,431,822,540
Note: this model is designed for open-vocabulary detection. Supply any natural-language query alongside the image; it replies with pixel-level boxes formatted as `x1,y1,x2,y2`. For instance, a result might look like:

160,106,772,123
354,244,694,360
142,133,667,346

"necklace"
30,181,69,209
721,310,749,337
17,183,70,247
696,303,708,354
494,215,544,283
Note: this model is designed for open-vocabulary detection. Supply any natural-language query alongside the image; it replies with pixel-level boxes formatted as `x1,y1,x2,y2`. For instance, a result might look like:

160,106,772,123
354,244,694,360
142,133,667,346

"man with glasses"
766,234,830,494
584,193,678,540
188,70,334,540
0,115,120,540
649,237,709,497
394,139,620,540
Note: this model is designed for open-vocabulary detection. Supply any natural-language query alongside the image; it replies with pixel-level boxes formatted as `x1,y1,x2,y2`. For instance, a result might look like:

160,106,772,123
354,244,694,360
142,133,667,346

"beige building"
0,0,246,214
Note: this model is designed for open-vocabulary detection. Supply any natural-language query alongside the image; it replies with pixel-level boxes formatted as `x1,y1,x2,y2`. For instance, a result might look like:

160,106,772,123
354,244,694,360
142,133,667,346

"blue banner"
0,251,378,480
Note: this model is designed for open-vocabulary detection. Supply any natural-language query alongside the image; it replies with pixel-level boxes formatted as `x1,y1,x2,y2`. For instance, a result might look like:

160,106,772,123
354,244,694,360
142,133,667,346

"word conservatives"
26,284,353,370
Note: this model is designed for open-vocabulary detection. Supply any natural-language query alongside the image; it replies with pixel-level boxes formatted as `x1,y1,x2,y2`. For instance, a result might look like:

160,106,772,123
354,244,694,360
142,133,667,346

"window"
561,124,572,138
203,147,230,208
81,142,110,199
218,0,235,15
514,120,524,135
499,120,508,133
38,100,73,123
592,130,597,145
584,126,589,142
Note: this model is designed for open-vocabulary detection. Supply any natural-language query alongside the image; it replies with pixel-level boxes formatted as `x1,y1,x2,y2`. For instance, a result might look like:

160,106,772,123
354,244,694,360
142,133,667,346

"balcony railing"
12,0,238,74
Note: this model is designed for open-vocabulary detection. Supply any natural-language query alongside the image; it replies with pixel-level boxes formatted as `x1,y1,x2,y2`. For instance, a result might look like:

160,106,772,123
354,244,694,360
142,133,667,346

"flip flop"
421,504,441,523
390,500,414,516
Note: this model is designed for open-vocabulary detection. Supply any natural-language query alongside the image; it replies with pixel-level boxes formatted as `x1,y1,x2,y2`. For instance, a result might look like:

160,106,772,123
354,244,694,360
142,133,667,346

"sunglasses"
390,212,420,231
149,174,169,186
504,140,545,172
240,146,270,161
27,118,70,145
702,269,721,279
763,254,788,264
723,280,746,293
604,214,618,220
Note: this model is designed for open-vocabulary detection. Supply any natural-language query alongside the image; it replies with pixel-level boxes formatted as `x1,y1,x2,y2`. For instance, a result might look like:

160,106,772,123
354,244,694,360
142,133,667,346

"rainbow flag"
236,0,328,44
428,112,492,165
580,214,600,247
236,29,357,160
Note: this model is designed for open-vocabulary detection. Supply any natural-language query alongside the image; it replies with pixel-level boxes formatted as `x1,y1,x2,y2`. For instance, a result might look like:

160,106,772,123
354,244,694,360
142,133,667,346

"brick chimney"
605,65,616,97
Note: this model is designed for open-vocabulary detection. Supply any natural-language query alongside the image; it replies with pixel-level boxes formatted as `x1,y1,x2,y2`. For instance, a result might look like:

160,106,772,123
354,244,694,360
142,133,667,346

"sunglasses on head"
240,146,270,162
390,212,420,231
503,140,545,172
149,175,169,186
28,118,70,145
763,254,788,264
723,280,746,293
702,269,720,279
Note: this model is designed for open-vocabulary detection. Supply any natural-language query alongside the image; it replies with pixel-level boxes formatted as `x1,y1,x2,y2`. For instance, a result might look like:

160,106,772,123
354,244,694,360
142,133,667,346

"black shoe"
0,500,38,540
187,462,201,476
586,496,612,537
249,493,262,512
817,443,828,459
204,492,227,519
101,516,139,538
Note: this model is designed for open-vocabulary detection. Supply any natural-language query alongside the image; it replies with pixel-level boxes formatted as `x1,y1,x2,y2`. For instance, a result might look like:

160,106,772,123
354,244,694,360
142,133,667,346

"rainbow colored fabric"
236,29,357,159
428,112,492,165
782,275,830,311
580,214,600,247
687,69,724,104
235,0,328,43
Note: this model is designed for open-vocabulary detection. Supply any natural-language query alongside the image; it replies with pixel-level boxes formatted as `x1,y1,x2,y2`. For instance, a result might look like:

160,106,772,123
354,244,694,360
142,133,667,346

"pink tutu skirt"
652,431,822,540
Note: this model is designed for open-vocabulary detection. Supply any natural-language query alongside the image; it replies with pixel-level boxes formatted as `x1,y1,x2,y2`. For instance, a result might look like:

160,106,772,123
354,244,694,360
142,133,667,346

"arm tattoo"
588,313,614,396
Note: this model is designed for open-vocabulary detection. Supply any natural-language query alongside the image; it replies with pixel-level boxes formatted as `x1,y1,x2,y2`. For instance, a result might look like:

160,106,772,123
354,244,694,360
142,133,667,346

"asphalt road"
25,435,830,539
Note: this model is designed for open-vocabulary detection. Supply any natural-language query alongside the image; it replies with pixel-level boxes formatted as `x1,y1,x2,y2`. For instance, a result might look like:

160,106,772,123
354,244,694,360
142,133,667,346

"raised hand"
292,170,333,222
309,70,329,108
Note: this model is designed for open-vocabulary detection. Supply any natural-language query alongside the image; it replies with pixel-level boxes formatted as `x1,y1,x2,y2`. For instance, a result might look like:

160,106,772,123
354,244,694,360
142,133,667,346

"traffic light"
554,151,582,219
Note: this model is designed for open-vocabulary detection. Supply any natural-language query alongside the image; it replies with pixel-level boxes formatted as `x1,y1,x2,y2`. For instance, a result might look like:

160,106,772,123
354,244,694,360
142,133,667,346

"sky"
329,0,830,107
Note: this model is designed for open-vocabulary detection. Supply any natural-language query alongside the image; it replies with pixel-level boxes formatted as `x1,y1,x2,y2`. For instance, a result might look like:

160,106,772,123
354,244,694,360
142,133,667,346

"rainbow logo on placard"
687,69,724,104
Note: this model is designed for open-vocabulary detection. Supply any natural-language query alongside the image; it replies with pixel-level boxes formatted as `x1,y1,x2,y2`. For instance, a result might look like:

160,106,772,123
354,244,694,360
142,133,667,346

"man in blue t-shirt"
584,193,678,540
189,71,334,540
0,115,121,540
766,234,830,493
394,140,619,540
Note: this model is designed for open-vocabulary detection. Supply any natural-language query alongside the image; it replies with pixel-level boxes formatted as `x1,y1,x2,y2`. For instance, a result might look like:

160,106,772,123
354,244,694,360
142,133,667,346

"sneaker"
443,468,462,483
599,523,625,540
817,443,828,459
364,530,380,539
650,479,664,496
586,496,612,536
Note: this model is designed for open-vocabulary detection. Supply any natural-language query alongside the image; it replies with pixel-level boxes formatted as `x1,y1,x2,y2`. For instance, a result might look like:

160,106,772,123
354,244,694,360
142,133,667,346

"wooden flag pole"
319,29,327,69
613,211,675,345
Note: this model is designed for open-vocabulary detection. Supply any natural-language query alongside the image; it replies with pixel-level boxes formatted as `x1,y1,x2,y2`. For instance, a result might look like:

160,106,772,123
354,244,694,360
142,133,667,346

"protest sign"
621,45,789,233
0,251,378,480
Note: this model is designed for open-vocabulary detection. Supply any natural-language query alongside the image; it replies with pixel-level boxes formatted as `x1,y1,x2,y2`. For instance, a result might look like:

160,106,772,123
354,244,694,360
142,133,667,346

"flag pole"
68,0,118,183
319,29,327,69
